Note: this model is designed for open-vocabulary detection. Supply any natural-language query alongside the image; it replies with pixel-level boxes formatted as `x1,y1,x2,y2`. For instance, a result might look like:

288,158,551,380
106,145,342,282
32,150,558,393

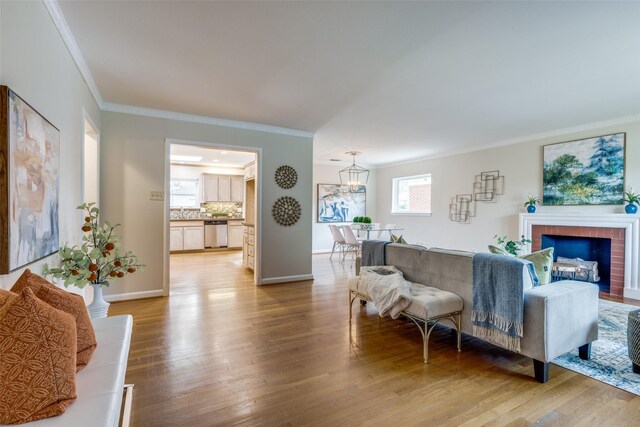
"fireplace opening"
541,234,611,293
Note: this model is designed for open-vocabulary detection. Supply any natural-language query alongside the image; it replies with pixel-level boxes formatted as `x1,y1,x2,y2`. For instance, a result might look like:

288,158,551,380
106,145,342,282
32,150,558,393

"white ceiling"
170,144,255,168
57,1,640,166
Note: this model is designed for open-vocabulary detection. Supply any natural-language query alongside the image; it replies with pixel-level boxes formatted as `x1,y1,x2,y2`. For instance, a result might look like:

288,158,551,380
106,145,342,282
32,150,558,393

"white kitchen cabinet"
231,176,244,203
170,227,184,251
244,162,256,181
170,221,204,252
202,174,219,202
201,173,243,202
227,221,243,248
218,176,231,201
243,225,255,271
183,226,205,250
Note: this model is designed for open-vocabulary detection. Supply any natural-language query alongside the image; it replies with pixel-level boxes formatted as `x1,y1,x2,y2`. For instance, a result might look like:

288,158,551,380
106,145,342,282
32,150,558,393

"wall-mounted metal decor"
275,165,298,189
0,86,60,273
450,170,503,224
543,133,625,205
474,170,504,202
449,194,474,223
272,196,301,226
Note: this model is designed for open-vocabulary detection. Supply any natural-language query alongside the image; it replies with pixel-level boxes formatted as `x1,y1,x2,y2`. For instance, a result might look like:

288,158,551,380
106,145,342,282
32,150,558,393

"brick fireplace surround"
519,213,640,300
530,225,624,296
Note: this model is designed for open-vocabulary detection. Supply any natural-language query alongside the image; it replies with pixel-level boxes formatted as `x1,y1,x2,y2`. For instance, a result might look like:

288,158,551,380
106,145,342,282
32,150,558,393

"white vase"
87,283,110,319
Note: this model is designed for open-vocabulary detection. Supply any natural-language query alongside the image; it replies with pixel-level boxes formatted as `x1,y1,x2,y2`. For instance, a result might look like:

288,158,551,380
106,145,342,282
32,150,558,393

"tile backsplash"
170,202,243,219
201,202,242,216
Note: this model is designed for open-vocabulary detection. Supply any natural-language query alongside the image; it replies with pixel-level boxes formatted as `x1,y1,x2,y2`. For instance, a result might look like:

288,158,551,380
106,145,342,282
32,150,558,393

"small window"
170,179,199,207
392,174,432,215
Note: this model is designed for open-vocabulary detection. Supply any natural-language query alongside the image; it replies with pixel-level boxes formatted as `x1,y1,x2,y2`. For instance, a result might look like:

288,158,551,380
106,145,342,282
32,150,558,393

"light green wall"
100,111,313,296
0,1,101,290
375,124,640,253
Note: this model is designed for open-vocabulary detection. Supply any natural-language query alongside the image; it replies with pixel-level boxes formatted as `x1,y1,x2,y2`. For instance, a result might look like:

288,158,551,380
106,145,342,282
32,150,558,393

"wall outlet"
149,191,164,201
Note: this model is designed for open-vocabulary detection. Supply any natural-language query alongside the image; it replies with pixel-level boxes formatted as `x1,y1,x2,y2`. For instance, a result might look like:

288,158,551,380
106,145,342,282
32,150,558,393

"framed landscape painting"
543,133,625,206
317,184,365,223
0,86,60,273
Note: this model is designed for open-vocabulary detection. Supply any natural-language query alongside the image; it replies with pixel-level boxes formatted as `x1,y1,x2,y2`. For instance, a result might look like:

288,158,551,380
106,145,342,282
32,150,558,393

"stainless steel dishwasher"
204,220,228,248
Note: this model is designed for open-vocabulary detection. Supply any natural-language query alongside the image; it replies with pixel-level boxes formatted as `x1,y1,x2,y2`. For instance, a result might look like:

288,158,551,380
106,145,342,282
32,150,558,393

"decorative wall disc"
272,196,301,226
275,165,297,189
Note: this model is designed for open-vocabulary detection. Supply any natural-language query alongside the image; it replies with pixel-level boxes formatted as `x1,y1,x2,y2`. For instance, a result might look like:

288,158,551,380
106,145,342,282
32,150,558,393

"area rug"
552,299,640,395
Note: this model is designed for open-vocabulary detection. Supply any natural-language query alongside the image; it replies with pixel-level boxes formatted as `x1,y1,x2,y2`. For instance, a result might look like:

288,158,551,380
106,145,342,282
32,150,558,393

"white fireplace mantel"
519,213,640,300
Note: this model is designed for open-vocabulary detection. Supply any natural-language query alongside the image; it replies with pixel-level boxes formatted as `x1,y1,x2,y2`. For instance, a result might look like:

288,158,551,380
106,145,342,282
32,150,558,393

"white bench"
348,277,463,362
22,315,134,427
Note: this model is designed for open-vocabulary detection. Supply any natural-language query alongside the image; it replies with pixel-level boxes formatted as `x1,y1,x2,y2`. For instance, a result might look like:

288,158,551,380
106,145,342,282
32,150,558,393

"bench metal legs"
349,290,462,363
403,311,462,363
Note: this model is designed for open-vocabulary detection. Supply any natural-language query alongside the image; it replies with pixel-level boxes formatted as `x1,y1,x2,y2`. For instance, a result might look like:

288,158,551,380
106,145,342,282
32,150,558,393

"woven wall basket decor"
272,196,301,226
275,165,297,189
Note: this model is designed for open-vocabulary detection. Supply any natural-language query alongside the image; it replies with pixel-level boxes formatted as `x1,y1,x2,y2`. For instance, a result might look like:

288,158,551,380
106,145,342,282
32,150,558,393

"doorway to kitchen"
165,140,261,295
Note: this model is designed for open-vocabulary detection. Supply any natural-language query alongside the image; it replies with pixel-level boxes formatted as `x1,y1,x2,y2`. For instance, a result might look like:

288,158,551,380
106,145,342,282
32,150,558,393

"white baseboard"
313,249,333,254
104,289,164,302
623,288,640,301
260,274,314,285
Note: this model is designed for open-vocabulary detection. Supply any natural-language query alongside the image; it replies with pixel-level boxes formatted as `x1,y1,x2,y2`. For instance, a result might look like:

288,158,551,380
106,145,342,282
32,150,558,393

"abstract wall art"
317,184,365,223
543,133,625,206
0,86,60,273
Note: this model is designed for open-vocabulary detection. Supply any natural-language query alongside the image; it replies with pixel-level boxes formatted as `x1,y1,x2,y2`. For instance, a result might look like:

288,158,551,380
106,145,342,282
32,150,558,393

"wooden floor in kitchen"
110,251,640,426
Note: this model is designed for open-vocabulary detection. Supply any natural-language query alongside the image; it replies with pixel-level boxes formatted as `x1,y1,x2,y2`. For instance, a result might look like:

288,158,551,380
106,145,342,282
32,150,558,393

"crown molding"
376,112,640,169
42,0,315,139
42,0,104,108
102,102,315,139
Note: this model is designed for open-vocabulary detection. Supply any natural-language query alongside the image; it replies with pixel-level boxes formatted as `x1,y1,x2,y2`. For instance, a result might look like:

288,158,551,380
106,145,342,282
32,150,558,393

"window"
170,179,199,207
392,174,432,215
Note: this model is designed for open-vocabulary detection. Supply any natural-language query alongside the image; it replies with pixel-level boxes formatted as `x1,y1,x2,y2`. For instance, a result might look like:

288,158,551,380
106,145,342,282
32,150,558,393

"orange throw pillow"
0,287,77,424
11,269,97,371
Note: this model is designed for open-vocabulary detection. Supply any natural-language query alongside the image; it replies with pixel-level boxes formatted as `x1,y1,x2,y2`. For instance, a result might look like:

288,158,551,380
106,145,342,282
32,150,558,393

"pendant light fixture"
339,151,369,192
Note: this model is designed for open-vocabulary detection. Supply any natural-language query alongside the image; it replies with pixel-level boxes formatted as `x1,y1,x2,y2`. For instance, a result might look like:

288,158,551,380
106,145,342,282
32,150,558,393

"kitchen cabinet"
170,227,184,251
244,162,256,181
227,220,243,248
183,226,205,250
201,173,244,202
202,174,219,202
170,221,204,251
231,176,244,203
218,176,231,201
243,225,255,270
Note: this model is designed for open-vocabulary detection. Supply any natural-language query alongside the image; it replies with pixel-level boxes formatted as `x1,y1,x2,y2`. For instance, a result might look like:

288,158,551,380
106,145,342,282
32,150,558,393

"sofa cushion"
0,288,77,424
11,269,97,371
488,244,508,255
521,248,554,286
488,246,552,286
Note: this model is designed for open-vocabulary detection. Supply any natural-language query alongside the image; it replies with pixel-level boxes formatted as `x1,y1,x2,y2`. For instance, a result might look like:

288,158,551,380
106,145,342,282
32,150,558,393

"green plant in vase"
44,202,144,318
524,194,540,213
624,186,640,214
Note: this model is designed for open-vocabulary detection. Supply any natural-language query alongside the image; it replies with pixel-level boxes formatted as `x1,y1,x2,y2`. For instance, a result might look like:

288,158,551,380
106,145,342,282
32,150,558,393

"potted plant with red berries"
44,203,143,318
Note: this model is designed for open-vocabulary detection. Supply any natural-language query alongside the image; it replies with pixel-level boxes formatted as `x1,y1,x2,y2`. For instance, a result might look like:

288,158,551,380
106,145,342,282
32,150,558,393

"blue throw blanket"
472,253,538,352
361,240,389,267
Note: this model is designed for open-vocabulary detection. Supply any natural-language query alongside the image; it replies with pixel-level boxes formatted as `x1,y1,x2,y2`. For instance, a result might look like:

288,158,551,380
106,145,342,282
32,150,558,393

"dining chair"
341,225,362,263
329,225,346,261
377,224,396,240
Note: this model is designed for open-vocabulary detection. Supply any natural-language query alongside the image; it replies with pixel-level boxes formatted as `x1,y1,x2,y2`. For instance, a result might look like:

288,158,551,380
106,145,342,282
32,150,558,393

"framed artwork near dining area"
317,184,365,223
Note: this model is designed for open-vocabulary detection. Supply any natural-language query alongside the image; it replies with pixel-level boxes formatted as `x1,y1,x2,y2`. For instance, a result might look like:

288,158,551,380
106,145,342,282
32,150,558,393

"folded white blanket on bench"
360,266,412,319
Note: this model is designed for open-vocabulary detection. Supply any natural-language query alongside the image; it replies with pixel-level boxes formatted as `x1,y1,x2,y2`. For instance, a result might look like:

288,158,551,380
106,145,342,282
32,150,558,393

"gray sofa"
356,244,599,382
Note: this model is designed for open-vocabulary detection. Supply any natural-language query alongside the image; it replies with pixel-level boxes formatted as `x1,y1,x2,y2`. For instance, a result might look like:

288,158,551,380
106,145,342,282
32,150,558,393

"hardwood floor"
110,252,640,426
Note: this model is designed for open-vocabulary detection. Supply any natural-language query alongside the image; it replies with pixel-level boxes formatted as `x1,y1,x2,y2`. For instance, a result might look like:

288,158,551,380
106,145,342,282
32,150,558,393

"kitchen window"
170,179,199,207
392,173,432,215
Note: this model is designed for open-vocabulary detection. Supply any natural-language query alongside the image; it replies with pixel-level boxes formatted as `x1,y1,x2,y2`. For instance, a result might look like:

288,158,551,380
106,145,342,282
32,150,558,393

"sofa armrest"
520,281,599,362
355,257,361,275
